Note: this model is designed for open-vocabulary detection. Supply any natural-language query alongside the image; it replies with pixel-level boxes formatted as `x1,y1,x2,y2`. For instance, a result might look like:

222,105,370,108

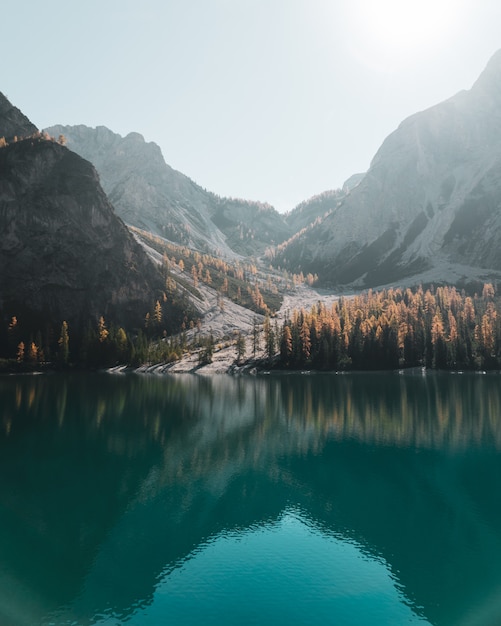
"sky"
3,0,501,212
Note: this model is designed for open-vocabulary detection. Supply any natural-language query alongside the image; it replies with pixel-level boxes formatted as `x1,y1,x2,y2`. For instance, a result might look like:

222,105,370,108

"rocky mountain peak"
471,48,501,100
0,92,38,141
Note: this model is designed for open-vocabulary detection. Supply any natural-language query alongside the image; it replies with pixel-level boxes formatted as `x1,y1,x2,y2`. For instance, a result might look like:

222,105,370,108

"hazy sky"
3,0,501,211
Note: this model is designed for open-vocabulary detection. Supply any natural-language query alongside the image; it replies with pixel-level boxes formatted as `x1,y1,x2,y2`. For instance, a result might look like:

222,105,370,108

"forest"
269,284,501,371
2,283,501,372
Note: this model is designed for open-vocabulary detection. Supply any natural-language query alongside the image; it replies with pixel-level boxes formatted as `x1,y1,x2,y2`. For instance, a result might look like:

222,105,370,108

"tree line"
0,289,195,371
266,284,501,371
0,131,66,149
4,283,501,372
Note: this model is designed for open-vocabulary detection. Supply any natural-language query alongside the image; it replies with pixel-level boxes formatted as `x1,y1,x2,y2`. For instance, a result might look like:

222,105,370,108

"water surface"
1,372,501,625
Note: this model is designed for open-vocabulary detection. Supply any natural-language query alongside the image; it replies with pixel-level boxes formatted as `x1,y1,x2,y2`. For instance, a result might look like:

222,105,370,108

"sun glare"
345,0,467,72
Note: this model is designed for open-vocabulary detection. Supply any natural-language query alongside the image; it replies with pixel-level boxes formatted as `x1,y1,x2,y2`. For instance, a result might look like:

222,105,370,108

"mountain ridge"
47,123,294,258
274,49,501,288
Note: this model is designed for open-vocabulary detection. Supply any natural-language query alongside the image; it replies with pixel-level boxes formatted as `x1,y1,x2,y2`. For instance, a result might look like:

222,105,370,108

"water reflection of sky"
88,507,430,626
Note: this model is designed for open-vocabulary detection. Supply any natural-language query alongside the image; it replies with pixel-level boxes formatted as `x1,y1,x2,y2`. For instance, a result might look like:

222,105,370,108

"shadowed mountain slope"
0,93,187,344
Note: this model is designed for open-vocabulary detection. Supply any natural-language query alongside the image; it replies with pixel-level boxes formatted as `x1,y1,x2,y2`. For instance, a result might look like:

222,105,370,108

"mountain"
47,125,292,258
0,93,184,347
0,92,37,141
284,189,348,234
275,50,501,288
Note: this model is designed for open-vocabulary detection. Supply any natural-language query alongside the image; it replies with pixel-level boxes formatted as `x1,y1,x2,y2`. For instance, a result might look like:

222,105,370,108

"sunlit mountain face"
1,372,501,625
275,50,501,289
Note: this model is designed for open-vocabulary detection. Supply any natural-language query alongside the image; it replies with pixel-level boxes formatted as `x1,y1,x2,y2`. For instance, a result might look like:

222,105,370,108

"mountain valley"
2,50,501,369
47,124,295,258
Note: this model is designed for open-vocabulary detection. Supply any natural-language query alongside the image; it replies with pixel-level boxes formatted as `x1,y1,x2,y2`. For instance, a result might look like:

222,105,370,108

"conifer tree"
116,328,128,363
263,314,275,362
7,316,19,358
58,321,70,366
252,317,260,357
27,342,38,364
235,332,246,364
280,324,293,365
154,300,162,327
98,316,109,343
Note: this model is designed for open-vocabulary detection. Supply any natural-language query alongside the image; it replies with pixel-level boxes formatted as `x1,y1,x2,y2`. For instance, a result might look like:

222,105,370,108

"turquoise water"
1,372,501,625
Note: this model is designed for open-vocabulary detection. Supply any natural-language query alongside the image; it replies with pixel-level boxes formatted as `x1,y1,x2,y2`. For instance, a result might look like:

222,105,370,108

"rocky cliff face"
0,92,37,141
47,124,292,258
0,95,171,338
276,50,501,288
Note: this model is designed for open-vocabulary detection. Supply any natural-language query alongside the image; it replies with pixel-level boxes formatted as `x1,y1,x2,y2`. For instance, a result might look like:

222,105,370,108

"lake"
1,371,501,626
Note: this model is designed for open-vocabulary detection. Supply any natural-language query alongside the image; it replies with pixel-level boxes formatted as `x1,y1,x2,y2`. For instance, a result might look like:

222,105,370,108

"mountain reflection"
0,372,500,625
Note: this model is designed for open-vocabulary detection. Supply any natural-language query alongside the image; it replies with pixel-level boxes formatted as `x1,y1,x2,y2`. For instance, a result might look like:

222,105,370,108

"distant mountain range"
46,123,354,260
48,50,501,290
47,124,300,258
2,48,501,352
275,50,501,288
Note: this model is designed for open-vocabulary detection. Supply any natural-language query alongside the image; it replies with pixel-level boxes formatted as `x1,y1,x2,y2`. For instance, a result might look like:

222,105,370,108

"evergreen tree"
280,323,293,365
263,314,273,361
7,316,19,359
199,333,214,365
235,332,246,364
57,321,70,366
115,327,129,363
252,317,260,357
153,300,163,328
98,316,109,343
